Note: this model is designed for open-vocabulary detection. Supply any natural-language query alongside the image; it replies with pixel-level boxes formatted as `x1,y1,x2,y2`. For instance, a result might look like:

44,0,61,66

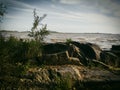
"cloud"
114,11,120,17
2,0,34,10
52,0,120,18
44,5,119,25
1,0,120,33
44,5,120,34
59,0,80,4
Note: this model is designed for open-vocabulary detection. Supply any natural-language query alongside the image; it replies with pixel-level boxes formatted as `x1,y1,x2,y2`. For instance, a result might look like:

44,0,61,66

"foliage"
28,9,49,42
66,38,73,45
50,75,73,90
0,35,43,89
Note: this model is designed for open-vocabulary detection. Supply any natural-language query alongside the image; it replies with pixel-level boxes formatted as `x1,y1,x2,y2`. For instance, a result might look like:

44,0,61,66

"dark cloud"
111,0,120,3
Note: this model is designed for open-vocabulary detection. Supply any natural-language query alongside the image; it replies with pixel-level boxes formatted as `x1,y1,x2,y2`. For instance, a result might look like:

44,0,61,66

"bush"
66,38,73,45
28,9,49,43
0,35,43,89
50,76,73,90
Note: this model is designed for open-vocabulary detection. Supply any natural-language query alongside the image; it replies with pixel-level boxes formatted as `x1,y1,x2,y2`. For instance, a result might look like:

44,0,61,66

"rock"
67,43,87,65
56,65,83,80
100,45,120,67
111,45,120,58
42,41,102,66
111,51,120,58
42,43,69,65
69,57,83,65
71,42,96,59
43,43,68,54
42,51,70,65
42,51,82,65
42,42,84,65
35,68,51,83
22,65,120,85
70,41,102,60
87,43,102,60
100,51,119,67
111,45,120,51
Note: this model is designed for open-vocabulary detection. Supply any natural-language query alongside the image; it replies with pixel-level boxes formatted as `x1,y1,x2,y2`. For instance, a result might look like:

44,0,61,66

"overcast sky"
0,0,120,33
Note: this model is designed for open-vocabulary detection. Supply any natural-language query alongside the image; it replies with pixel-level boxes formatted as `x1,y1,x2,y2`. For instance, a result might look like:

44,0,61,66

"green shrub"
0,35,43,88
66,38,72,45
50,76,73,90
28,9,49,43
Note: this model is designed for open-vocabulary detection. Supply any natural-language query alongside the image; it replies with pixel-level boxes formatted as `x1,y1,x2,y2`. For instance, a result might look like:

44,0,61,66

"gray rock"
70,41,102,60
42,51,69,65
21,65,120,85
42,42,102,66
100,51,119,67
111,45,120,51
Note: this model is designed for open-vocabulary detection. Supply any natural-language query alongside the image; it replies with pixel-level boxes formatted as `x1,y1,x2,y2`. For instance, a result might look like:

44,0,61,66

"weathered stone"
69,57,83,65
42,42,102,66
111,45,120,58
43,43,68,54
87,43,102,60
42,51,69,65
100,51,119,67
67,43,87,65
22,65,120,85
111,45,120,51
70,41,102,60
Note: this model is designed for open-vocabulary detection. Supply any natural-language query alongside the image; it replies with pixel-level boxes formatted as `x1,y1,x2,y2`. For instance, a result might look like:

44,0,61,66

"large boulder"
21,65,120,89
100,51,119,67
70,41,102,60
87,43,102,60
111,45,120,58
67,43,87,65
100,45,120,67
111,45,120,51
42,43,82,65
42,43,69,65
42,51,69,65
42,42,102,65
43,43,68,54
69,57,83,65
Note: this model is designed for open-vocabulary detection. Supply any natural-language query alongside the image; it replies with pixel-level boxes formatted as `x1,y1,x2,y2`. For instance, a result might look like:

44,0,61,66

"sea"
1,31,120,50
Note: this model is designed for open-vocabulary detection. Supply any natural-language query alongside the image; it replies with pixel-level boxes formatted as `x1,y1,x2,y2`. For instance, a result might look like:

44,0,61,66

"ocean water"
1,32,120,50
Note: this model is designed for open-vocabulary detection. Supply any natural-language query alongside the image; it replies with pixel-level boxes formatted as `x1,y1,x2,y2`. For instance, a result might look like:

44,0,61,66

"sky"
0,0,120,34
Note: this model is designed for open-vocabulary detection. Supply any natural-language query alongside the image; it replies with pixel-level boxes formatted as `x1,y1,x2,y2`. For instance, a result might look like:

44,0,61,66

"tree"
0,2,6,22
28,9,49,42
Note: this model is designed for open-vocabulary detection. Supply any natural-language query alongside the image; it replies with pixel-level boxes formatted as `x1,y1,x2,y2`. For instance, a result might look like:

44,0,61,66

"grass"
0,34,43,89
50,75,73,90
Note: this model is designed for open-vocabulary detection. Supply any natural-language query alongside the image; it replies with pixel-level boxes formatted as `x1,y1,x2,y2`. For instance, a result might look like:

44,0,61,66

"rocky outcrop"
20,65,120,89
41,42,120,68
100,51,119,67
42,41,102,66
87,43,102,60
111,45,120,58
100,45,120,67
42,42,83,65
42,51,69,65
70,41,102,60
19,43,120,89
111,45,120,51
43,43,68,54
